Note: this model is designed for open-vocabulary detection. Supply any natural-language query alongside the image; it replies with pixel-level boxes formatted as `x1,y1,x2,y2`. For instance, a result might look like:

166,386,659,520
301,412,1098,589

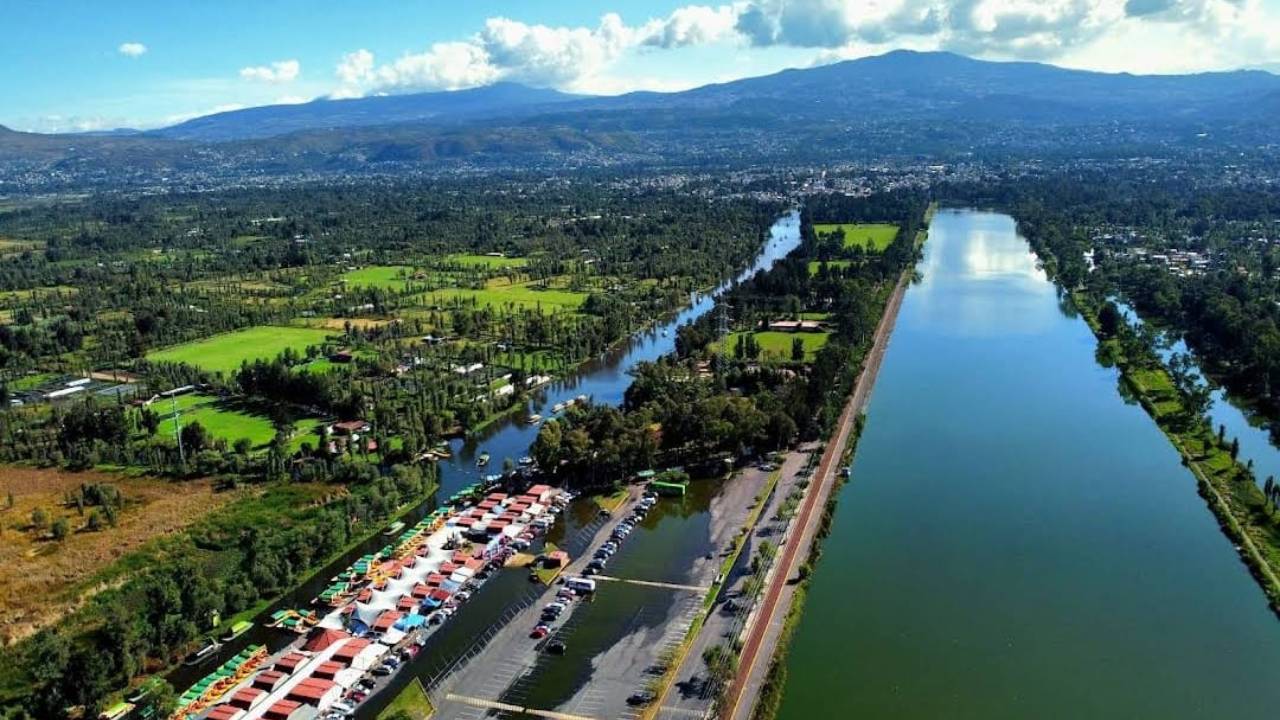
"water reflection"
912,210,1055,338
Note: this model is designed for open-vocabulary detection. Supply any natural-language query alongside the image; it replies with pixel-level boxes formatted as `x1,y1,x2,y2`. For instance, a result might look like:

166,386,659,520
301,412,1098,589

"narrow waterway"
168,212,801,696
1114,300,1280,491
776,210,1280,719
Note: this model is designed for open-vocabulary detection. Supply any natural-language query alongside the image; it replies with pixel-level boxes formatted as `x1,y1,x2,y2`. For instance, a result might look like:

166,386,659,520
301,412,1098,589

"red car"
530,625,550,639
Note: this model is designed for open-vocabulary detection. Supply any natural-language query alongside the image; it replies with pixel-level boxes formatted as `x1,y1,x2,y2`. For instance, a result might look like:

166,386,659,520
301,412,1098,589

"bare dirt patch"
0,467,237,645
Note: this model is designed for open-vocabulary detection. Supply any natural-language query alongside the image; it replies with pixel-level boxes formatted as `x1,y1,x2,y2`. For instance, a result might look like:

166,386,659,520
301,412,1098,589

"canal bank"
774,210,1280,720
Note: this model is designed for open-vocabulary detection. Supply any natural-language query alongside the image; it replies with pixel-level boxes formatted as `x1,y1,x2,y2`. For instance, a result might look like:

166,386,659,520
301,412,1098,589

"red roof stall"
372,611,402,632
263,700,307,720
429,588,452,602
478,500,498,511
252,670,288,692
273,652,307,674
527,484,553,502
486,493,509,502
287,677,341,708
228,687,267,711
330,638,371,666
411,582,431,598
397,596,417,611
439,562,459,574
312,661,344,680
303,628,350,653
206,706,245,720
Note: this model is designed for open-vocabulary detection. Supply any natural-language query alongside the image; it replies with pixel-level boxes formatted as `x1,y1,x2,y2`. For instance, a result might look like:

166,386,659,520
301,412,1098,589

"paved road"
722,271,911,720
654,449,813,720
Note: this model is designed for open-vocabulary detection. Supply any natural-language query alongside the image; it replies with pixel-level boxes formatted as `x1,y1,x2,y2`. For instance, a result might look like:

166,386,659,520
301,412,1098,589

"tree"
791,336,805,362
31,506,49,533
1097,302,1124,338
180,421,210,454
1230,437,1240,461
51,516,70,541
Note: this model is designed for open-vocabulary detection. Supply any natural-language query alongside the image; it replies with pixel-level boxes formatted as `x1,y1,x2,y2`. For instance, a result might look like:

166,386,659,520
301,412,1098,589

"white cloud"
240,59,301,83
118,42,147,58
319,1,1279,100
331,7,747,98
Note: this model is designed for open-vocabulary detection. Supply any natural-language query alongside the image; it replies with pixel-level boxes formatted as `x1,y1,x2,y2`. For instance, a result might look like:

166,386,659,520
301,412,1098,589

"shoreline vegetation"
740,208,927,720
1069,291,1280,615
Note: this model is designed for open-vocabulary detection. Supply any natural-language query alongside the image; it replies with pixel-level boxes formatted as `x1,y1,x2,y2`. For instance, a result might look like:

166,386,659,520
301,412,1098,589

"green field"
147,326,332,374
379,678,434,719
813,223,899,252
445,253,529,269
153,394,276,448
718,331,831,363
807,260,854,276
421,283,587,312
341,265,415,290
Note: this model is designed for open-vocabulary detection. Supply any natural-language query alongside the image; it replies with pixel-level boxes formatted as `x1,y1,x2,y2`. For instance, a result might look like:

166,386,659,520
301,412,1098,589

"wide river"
776,210,1280,719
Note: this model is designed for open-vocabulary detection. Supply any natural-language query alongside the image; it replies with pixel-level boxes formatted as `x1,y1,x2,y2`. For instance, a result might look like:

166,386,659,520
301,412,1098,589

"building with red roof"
303,628,350,653
372,611,402,632
228,686,267,711
287,677,341,708
273,651,307,674
330,638,371,665
252,670,288,692
262,699,307,720
205,705,245,720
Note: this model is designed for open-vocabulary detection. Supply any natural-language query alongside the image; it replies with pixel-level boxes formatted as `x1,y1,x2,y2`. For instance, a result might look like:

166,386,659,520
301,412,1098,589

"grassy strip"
1072,293,1280,614
378,677,435,720
639,466,783,720
594,488,630,514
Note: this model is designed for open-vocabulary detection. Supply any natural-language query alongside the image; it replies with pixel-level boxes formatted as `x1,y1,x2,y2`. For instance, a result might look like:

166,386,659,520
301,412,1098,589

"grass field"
813,222,899,252
152,394,283,448
341,265,415,290
0,467,236,645
379,678,434,719
147,326,332,374
718,331,831,363
807,259,854,276
445,253,529,269
421,282,587,312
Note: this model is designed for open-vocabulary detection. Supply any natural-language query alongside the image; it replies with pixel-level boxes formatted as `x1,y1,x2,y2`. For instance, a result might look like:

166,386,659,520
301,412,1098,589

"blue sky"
4,0,1278,132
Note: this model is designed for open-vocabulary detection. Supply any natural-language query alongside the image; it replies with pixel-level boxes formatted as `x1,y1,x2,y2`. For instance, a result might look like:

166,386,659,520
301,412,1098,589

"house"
330,420,370,436
329,350,354,363
767,320,824,332
544,550,570,569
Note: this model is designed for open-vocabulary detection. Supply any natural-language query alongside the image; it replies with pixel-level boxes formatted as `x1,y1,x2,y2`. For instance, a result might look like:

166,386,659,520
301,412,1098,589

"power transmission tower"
172,396,185,465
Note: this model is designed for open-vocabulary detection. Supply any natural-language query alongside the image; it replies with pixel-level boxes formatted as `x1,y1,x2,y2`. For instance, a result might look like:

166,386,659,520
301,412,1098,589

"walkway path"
722,270,911,720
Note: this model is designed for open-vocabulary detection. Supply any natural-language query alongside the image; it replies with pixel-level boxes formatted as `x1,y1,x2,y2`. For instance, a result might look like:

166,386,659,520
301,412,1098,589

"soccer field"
146,326,333,374
813,222,899,252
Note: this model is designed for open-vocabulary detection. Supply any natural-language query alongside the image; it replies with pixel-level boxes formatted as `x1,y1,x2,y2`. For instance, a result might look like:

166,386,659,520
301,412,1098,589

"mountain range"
3,51,1278,185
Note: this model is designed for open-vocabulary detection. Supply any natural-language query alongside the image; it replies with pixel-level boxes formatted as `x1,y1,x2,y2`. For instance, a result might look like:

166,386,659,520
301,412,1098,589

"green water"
775,210,1280,719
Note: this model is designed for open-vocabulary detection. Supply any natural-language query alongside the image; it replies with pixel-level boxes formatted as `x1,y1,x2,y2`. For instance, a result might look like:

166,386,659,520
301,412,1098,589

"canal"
775,210,1280,719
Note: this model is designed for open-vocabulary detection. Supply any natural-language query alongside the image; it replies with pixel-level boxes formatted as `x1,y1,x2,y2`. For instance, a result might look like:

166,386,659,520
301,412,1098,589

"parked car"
530,625,550,639
547,640,567,655
627,691,657,706
332,701,357,714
